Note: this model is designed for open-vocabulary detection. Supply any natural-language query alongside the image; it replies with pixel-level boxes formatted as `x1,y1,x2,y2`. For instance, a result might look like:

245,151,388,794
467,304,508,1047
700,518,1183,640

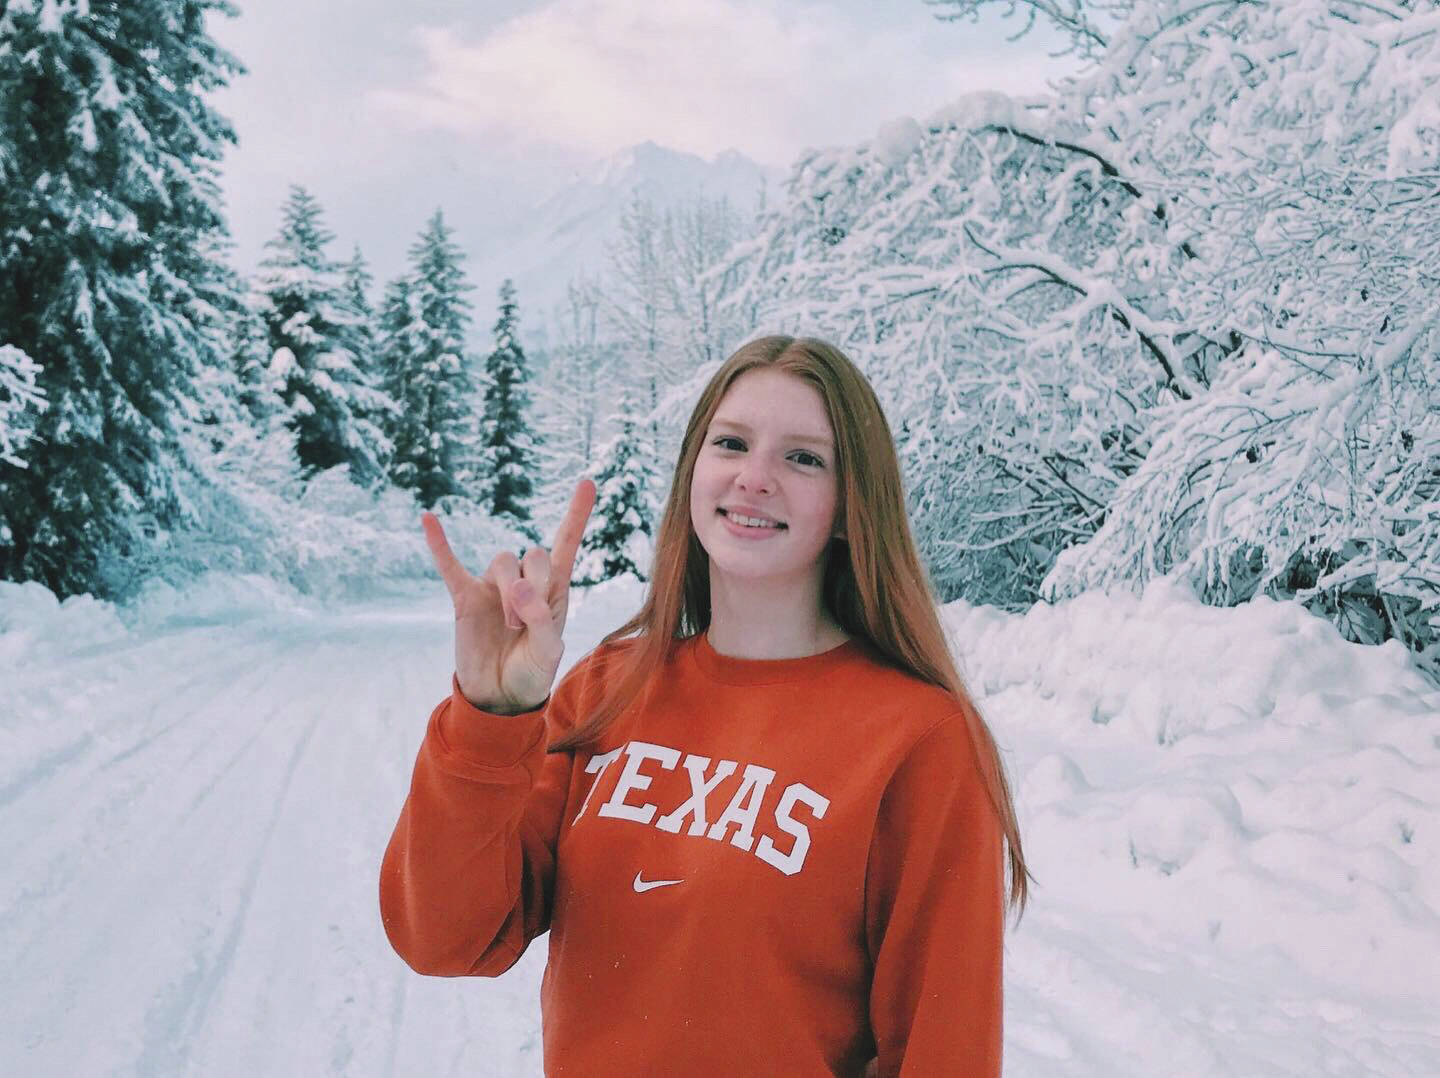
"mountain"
467,141,785,357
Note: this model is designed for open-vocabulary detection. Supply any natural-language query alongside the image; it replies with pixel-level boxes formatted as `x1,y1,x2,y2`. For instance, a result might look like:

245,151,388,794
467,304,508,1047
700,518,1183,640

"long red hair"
550,335,1032,920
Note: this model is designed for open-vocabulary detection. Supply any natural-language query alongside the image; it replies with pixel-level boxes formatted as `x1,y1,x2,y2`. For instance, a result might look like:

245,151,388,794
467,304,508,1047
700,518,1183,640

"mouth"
717,507,788,531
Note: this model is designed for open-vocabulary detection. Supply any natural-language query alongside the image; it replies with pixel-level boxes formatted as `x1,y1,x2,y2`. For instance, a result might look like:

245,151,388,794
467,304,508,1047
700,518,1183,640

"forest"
2,0,1437,686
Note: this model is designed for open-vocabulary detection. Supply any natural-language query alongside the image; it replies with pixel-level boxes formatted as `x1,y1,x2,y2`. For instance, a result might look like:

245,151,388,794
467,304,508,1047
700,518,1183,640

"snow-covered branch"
0,344,48,469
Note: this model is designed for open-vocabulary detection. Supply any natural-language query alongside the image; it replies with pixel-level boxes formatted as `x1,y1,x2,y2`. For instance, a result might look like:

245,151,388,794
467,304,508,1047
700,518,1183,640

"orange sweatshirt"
379,631,1004,1077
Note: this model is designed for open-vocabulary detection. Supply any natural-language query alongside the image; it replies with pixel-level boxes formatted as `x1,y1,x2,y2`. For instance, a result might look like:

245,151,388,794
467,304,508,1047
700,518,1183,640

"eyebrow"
709,418,833,449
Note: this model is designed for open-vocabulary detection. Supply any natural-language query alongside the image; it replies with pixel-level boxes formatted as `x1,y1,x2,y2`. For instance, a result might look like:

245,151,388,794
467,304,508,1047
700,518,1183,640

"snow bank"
943,572,1440,1021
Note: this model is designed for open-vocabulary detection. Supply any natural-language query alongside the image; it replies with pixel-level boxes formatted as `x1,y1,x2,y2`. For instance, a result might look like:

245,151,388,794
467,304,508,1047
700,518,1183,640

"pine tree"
0,0,245,597
231,289,284,425
478,279,541,532
378,210,479,509
340,245,379,381
575,388,663,585
254,185,392,487
180,253,304,499
338,244,397,467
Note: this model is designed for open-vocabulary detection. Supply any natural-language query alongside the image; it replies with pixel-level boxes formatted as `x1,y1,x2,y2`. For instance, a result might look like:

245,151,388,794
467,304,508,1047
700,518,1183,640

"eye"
711,436,824,469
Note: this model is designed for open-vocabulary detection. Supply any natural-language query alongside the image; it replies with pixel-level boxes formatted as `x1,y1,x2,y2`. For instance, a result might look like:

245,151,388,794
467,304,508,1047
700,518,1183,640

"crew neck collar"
688,628,861,685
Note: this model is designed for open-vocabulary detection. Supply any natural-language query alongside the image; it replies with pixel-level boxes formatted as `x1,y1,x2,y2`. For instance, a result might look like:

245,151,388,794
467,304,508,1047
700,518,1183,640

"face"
688,367,843,588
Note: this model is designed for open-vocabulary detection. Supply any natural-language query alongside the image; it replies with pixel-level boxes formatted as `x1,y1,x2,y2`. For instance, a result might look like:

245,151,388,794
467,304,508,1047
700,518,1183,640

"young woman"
380,335,1031,1077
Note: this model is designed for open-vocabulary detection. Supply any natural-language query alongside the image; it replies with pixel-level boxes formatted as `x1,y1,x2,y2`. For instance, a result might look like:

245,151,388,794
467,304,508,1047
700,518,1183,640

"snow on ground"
1,568,1437,1076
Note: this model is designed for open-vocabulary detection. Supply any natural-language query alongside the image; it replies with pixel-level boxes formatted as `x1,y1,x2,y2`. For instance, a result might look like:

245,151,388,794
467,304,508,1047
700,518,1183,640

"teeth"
724,510,782,529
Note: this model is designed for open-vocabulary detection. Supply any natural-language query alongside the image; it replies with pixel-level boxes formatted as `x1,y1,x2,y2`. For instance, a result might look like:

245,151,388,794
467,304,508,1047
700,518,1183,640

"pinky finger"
422,512,471,597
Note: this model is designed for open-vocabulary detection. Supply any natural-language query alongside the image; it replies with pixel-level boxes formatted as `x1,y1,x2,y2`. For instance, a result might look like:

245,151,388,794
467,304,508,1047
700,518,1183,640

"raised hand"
421,479,597,715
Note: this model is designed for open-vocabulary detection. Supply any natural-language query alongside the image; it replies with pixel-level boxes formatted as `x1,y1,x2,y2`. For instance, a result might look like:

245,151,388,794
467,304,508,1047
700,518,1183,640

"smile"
718,508,786,535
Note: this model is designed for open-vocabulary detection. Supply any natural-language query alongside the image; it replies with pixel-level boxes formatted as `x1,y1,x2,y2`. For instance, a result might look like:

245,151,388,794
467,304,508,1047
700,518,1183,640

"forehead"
710,369,833,444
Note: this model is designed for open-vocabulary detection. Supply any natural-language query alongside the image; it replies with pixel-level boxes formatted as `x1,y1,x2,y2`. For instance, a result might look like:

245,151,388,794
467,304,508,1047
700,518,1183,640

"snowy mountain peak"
580,140,769,198
471,140,786,350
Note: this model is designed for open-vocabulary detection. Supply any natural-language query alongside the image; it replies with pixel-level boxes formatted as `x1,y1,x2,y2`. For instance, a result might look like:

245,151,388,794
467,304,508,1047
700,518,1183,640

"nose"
735,455,775,496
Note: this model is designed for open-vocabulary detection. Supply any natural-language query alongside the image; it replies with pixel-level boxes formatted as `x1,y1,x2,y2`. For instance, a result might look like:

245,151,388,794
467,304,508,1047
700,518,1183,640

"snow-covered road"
2,573,1437,1076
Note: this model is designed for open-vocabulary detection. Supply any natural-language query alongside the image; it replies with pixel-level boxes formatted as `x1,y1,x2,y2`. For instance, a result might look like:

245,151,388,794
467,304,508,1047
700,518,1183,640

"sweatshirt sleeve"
378,656,595,978
864,712,1006,1077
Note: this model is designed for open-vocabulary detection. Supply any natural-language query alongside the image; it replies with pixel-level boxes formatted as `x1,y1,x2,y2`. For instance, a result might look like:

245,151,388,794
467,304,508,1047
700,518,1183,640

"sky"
207,0,1083,297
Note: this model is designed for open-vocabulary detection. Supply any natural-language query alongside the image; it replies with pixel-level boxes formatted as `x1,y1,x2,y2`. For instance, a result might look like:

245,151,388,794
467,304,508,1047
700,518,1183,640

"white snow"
870,116,923,167
267,345,295,379
1,568,1437,1075
924,89,1028,133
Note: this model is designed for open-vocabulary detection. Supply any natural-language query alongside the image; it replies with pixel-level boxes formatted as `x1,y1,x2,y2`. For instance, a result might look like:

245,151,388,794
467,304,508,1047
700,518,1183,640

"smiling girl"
380,335,1030,1077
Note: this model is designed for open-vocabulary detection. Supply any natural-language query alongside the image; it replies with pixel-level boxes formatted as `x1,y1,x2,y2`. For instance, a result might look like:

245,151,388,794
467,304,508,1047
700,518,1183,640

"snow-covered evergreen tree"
575,388,663,585
477,279,542,533
230,289,284,425
0,0,244,597
181,283,304,508
338,244,398,472
340,245,380,381
378,210,480,509
254,185,393,487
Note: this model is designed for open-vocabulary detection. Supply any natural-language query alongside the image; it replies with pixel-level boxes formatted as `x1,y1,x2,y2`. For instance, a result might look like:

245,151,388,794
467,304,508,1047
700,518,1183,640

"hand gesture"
421,479,597,715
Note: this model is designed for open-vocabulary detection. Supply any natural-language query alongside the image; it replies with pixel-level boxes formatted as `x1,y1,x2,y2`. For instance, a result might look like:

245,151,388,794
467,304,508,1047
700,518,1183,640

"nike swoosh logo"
633,871,685,893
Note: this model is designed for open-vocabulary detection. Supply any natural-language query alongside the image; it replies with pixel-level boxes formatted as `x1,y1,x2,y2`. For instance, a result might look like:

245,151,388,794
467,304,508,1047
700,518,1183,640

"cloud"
364,0,1076,168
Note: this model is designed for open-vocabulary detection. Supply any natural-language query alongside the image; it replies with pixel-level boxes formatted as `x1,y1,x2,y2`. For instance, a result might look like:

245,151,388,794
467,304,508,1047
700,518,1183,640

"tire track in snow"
0,629,329,1073
0,627,292,819
0,631,309,934
0,732,94,813
131,691,326,1077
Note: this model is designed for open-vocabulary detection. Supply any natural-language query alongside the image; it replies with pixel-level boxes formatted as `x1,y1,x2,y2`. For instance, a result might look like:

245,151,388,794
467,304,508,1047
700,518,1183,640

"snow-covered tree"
0,344,47,471
927,0,1440,671
700,0,1440,678
536,276,616,472
254,185,393,487
660,194,751,371
0,0,244,598
339,244,403,480
530,275,625,543
477,279,542,532
339,245,382,381
601,192,755,460
181,314,304,510
707,96,1166,608
378,210,480,509
229,289,284,425
575,388,663,585
603,193,671,419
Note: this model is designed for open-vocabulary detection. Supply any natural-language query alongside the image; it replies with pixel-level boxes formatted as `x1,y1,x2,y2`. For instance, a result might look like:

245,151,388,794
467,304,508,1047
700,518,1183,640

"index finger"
547,478,597,595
